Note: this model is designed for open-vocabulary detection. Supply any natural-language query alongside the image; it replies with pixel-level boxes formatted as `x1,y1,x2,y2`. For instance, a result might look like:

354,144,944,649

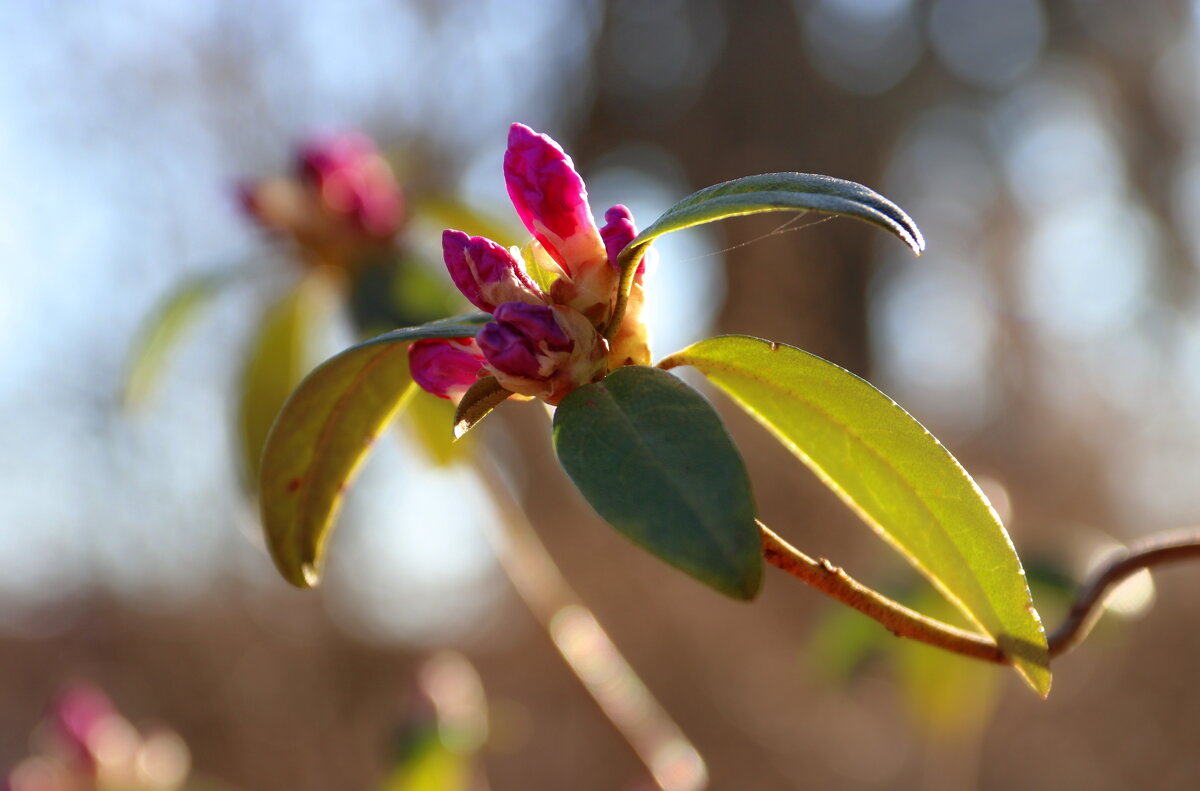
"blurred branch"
761,521,1200,668
1047,527,1200,658
475,451,708,791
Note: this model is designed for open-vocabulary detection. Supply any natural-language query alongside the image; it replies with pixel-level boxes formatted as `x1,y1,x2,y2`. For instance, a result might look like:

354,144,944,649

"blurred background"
2,0,1199,788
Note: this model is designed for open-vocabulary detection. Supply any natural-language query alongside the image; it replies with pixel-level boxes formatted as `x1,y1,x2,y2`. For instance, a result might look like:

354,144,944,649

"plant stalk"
760,521,1200,667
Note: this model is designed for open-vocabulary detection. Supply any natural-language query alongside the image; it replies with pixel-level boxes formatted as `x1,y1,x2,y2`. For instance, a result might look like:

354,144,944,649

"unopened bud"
408,339,485,402
443,230,545,313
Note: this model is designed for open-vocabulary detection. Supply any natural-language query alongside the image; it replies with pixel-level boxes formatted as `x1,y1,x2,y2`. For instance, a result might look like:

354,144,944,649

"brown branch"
759,523,1006,664
1047,527,1200,658
761,521,1200,668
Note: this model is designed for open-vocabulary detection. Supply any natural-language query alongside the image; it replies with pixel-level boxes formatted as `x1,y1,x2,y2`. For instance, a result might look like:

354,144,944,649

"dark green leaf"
660,336,1050,695
553,366,762,599
260,315,489,587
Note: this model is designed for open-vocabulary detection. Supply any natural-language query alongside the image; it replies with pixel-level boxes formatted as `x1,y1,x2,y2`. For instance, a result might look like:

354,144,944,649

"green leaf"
405,390,471,467
893,589,1001,738
260,314,489,587
123,271,230,405
616,172,924,283
552,366,762,599
237,275,333,483
660,336,1050,695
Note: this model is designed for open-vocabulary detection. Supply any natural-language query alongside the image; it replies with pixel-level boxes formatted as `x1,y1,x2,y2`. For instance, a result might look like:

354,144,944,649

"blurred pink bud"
504,124,607,277
299,132,404,238
442,230,545,313
409,338,485,402
50,683,116,772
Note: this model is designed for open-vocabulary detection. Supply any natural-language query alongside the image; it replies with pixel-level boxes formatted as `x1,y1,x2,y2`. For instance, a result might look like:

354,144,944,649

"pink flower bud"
299,132,404,238
442,230,545,312
478,302,606,404
478,303,569,379
504,124,607,277
50,683,117,773
600,203,650,285
408,338,485,402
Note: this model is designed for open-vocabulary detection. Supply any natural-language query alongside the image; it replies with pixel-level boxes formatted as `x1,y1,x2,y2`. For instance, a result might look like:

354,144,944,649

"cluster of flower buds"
3,684,191,791
409,124,650,406
238,132,404,269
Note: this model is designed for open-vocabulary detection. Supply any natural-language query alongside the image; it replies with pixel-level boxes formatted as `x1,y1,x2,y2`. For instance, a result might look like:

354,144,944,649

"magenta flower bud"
443,230,545,312
478,302,607,404
477,322,542,380
478,303,571,381
504,124,608,276
298,132,404,238
408,338,485,402
492,302,572,350
600,204,648,279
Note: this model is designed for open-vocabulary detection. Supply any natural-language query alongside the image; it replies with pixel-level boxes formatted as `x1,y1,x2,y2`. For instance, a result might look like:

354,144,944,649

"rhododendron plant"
407,124,647,406
257,122,1200,703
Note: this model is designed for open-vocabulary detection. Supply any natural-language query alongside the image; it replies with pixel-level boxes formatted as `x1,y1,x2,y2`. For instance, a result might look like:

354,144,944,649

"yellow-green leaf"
123,272,229,406
238,274,334,482
404,390,470,466
660,336,1050,695
260,315,489,587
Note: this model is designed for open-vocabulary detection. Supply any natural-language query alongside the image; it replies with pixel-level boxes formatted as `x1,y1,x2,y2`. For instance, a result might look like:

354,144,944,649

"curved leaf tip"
617,171,925,280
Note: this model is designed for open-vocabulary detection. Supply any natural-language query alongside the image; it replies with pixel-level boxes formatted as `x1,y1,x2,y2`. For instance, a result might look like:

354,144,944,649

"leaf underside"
616,172,925,282
553,366,762,600
660,336,1050,695
238,275,333,484
259,315,489,587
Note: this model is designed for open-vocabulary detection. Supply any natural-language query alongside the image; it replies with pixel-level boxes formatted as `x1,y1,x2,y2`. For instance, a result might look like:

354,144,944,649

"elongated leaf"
453,376,512,439
238,275,334,483
616,172,924,282
660,336,1050,695
553,366,761,599
123,272,230,405
260,315,489,587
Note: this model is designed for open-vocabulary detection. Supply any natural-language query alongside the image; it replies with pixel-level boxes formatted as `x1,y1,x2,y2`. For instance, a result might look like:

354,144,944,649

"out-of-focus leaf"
123,272,230,406
411,195,521,248
238,274,335,482
379,736,469,791
260,314,489,587
894,590,1001,738
806,603,888,683
405,390,470,466
616,172,924,285
350,255,464,334
552,366,762,600
453,376,512,439
660,336,1050,695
